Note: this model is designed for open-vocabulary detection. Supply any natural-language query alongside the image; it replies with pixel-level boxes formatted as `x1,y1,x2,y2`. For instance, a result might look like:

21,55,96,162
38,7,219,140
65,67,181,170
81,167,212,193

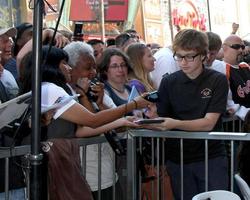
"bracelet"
124,103,128,116
132,99,138,109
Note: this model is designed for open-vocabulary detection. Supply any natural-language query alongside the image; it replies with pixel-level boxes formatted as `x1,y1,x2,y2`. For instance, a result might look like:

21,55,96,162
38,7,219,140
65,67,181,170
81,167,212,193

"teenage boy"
154,29,229,199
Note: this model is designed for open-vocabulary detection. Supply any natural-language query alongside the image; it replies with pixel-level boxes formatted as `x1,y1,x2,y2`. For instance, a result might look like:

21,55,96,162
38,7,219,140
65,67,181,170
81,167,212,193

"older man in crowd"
0,27,19,98
222,35,250,119
0,26,25,200
204,32,250,121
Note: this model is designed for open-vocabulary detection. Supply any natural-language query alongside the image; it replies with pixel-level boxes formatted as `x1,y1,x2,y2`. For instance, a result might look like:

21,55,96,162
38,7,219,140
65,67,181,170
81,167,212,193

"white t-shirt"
86,142,117,191
85,95,118,191
103,93,116,109
210,59,226,74
41,82,76,119
151,47,180,88
66,82,118,191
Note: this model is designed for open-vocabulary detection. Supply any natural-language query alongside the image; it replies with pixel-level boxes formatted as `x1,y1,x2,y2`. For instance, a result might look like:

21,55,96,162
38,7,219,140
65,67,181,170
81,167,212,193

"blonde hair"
126,43,155,92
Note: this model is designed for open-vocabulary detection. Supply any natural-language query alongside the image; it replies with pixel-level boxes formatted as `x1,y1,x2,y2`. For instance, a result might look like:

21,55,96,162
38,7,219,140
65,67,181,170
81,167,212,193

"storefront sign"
171,0,208,31
70,0,128,21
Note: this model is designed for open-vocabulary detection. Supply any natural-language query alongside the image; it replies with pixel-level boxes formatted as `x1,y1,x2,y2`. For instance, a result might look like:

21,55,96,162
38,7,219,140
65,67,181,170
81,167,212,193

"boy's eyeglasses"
224,43,245,50
173,53,200,62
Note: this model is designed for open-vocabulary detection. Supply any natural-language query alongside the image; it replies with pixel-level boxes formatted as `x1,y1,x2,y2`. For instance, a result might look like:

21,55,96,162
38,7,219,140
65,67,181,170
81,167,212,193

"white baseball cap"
0,27,17,37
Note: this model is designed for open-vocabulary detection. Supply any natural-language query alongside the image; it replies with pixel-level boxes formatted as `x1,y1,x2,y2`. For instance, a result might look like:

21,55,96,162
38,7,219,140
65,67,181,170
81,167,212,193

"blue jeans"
166,156,228,200
0,188,25,200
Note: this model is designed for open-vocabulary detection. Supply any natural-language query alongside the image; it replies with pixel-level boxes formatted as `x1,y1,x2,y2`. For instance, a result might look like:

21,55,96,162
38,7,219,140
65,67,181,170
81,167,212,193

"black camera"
104,130,126,156
86,78,100,102
144,91,159,103
243,54,250,64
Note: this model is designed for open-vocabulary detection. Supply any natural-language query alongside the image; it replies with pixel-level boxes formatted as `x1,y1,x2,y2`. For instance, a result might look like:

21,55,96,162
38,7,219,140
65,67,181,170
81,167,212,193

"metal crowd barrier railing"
0,117,246,200
126,119,248,200
0,136,117,200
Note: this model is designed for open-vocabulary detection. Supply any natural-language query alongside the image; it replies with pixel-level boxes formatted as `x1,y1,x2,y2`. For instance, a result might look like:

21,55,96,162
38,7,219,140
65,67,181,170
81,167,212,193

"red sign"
172,0,207,31
70,0,128,22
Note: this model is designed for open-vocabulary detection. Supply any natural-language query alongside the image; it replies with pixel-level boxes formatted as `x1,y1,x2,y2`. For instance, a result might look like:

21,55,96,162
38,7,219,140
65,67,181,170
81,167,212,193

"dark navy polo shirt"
157,68,228,163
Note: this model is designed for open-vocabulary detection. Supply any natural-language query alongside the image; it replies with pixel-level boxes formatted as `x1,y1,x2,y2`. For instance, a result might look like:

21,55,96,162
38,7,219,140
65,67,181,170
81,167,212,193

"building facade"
1,0,250,44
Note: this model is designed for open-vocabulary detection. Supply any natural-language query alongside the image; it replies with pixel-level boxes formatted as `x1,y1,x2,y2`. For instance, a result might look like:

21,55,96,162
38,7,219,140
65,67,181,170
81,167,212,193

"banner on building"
171,0,209,33
70,0,128,21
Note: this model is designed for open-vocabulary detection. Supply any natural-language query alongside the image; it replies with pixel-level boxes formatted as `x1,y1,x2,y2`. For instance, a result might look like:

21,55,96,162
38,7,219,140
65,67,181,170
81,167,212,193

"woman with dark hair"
19,45,71,94
98,48,132,107
97,48,140,199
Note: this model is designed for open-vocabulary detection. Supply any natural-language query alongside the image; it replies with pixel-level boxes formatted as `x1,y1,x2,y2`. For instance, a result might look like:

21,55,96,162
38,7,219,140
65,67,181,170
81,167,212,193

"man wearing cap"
0,27,16,65
0,27,19,98
0,27,24,200
0,27,18,78
4,23,33,80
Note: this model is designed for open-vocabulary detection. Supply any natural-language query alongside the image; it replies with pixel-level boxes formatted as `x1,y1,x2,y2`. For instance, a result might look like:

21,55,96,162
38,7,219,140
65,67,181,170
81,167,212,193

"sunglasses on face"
225,43,245,50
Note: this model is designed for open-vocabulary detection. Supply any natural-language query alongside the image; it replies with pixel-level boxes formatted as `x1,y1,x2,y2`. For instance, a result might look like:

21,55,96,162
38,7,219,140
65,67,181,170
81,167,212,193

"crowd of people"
0,21,250,200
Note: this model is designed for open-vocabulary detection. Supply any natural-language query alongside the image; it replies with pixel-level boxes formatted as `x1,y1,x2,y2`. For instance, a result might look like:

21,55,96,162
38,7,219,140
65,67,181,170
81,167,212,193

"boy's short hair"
173,29,208,56
206,32,222,51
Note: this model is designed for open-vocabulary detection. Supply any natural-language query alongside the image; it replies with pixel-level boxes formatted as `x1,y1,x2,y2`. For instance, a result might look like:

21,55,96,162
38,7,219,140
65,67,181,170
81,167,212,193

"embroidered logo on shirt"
237,80,250,98
201,88,212,98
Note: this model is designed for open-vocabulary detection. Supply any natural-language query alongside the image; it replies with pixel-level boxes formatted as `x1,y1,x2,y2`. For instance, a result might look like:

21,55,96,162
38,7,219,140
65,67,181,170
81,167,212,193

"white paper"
128,86,140,102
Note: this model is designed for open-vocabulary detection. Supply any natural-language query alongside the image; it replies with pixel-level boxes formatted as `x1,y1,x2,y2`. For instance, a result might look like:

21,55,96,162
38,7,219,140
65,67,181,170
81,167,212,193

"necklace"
108,83,125,93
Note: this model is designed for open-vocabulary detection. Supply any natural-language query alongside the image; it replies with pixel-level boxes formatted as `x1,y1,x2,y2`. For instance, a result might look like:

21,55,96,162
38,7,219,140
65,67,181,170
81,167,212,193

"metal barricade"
0,116,247,200
0,136,118,200
127,127,250,200
0,145,30,200
77,136,117,200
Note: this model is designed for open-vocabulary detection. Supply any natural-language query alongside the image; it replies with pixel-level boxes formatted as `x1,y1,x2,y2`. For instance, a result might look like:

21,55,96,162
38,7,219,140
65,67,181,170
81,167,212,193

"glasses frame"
173,53,200,62
108,63,128,69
